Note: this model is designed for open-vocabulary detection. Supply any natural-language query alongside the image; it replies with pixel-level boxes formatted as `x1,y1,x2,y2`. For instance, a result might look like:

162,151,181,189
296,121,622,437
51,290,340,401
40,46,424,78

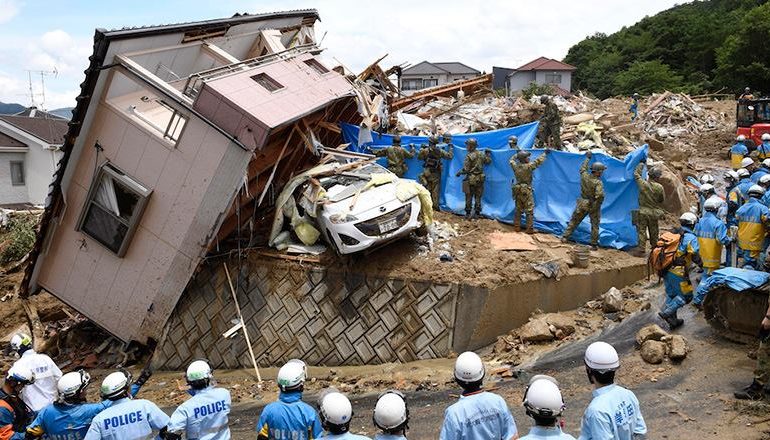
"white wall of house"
400,72,479,95
507,71,536,94
507,70,572,95
0,151,29,204
0,124,62,206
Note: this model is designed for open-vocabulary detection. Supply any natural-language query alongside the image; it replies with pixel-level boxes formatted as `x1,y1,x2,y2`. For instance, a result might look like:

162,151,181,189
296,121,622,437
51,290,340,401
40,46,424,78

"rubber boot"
735,380,765,400
525,217,534,234
465,211,472,220
658,310,683,329
513,222,521,232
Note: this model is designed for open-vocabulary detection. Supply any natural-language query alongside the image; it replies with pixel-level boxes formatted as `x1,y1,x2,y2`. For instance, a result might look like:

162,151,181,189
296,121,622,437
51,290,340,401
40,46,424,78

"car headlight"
329,213,358,224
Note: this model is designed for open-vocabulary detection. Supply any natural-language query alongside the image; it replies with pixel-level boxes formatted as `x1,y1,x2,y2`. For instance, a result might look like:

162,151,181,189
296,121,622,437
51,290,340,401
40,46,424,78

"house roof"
0,131,26,148
515,57,576,72
0,113,69,144
402,61,481,76
13,107,67,120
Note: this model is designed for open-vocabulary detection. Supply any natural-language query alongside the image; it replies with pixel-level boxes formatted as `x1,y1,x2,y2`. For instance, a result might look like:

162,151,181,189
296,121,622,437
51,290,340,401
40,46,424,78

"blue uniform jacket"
439,391,517,440
256,391,322,440
751,168,769,183
0,389,29,440
83,398,169,440
168,386,231,440
758,142,770,160
521,425,576,439
321,433,371,439
578,384,646,440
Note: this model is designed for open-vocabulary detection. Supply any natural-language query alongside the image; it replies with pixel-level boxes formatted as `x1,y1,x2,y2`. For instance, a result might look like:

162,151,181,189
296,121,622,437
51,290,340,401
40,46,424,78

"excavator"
699,267,769,343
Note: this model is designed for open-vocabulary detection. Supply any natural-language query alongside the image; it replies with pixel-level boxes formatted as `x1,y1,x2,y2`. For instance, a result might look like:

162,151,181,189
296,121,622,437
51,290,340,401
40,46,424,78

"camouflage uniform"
511,152,547,232
418,137,453,210
563,157,605,246
634,163,665,250
458,141,492,218
756,339,770,387
540,99,562,149
373,140,415,177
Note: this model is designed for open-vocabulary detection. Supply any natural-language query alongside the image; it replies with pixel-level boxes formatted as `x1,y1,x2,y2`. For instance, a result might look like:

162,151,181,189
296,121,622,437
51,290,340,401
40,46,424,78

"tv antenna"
23,68,58,110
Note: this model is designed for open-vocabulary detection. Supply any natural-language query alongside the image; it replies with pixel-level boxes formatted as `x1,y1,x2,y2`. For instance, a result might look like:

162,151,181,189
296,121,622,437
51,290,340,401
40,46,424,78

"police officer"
511,149,549,233
734,297,770,400
731,135,749,170
83,371,170,439
456,139,491,220
539,96,562,149
628,93,639,122
257,359,322,439
758,133,770,161
730,168,753,212
439,352,517,440
371,135,415,178
694,198,731,282
418,135,453,211
27,369,148,439
751,159,770,183
562,152,605,250
579,342,646,440
0,366,35,440
634,163,664,254
742,157,757,176
167,360,231,440
735,185,770,269
9,333,61,412
372,390,409,440
697,183,716,217
318,391,370,439
520,376,574,440
508,136,519,150
759,174,770,207
658,212,701,329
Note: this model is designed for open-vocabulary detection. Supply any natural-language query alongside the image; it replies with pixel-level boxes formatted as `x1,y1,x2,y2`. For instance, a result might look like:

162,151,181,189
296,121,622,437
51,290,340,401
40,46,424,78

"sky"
0,0,686,110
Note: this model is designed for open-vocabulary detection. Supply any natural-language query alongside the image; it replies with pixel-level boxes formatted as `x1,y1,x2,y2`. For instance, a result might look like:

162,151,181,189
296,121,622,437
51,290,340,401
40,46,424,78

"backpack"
647,231,681,278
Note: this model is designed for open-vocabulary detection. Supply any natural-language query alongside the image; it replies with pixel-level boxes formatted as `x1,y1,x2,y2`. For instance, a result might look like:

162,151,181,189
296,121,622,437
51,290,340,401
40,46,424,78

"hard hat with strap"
454,351,485,384
523,377,565,418
584,341,620,372
58,370,91,401
320,391,353,431
373,390,409,432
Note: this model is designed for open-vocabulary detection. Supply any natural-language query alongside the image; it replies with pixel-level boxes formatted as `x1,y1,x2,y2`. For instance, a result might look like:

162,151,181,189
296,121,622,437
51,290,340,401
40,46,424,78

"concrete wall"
154,255,646,368
507,71,572,94
507,71,536,94
534,70,572,92
0,152,28,204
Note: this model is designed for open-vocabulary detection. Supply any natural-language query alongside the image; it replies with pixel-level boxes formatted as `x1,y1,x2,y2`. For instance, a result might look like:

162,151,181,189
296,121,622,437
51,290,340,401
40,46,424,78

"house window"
401,79,423,91
251,73,284,92
545,73,562,84
157,101,188,143
10,161,24,186
423,79,438,88
78,163,151,257
127,99,188,145
304,58,330,74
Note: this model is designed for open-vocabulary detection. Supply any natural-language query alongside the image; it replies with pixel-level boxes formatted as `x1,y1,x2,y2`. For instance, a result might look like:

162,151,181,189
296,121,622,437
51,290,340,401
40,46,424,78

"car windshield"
321,163,391,203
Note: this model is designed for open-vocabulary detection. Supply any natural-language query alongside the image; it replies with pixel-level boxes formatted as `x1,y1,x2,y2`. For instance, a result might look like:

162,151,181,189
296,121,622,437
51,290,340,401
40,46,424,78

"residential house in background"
399,61,481,95
0,108,68,207
501,57,576,96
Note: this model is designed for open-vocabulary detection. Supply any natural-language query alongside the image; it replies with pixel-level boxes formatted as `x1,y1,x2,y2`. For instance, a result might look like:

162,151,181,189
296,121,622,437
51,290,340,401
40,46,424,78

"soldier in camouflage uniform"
418,135,453,210
511,149,550,233
561,151,606,249
634,163,665,253
539,96,562,149
734,304,770,400
371,135,415,177
508,135,519,150
456,138,492,219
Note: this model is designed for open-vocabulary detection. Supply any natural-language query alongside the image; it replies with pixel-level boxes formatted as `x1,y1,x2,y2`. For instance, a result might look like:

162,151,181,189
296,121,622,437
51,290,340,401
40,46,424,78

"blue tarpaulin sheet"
694,267,770,304
340,122,649,249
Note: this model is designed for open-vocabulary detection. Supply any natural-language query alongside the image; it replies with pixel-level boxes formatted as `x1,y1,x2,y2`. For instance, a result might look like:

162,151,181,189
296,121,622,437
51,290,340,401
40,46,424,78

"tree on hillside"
715,2,770,94
614,60,683,96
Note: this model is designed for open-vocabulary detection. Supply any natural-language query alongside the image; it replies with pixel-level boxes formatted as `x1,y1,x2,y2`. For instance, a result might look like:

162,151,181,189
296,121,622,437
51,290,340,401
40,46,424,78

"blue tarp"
340,123,649,249
694,267,770,304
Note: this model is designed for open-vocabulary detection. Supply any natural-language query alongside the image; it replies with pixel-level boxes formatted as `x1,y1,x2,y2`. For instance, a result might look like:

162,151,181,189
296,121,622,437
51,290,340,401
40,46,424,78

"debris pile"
638,91,730,140
636,324,689,364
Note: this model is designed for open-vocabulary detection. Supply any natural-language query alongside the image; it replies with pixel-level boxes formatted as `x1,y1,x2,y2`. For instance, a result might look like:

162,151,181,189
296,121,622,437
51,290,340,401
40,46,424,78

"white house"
399,61,481,95
0,108,68,207
502,57,576,96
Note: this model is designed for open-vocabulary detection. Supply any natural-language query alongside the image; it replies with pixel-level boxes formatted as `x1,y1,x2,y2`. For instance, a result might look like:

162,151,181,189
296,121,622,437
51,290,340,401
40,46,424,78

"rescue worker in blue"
520,376,575,440
731,135,749,170
166,360,230,440
697,183,716,218
317,391,370,439
735,185,770,269
658,212,701,329
724,170,740,225
751,159,770,183
758,133,770,161
26,368,148,439
440,351,518,440
579,342,646,440
83,370,170,440
694,198,731,282
257,359,322,440
0,366,35,440
628,93,639,121
728,168,753,217
372,391,409,440
759,174,770,207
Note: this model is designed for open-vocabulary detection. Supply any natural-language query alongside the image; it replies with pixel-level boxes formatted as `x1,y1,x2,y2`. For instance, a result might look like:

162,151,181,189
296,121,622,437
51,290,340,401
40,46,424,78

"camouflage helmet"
443,133,453,143
591,162,607,173
516,150,531,161
540,96,549,104
648,167,662,179
392,135,401,145
465,138,478,148
508,135,518,144
428,135,439,145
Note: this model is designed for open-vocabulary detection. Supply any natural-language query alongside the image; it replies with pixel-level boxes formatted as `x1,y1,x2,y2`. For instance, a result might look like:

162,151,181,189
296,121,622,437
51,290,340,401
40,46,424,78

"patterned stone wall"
155,255,458,369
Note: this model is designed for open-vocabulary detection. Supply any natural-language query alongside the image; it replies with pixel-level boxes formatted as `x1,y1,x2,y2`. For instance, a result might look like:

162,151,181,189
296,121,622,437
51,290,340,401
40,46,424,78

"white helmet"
763,133,770,141
741,157,755,168
277,359,307,392
699,174,714,184
454,352,485,384
737,168,750,178
100,371,131,400
748,184,766,198
584,341,620,372
737,134,747,141
725,170,740,182
760,174,770,186
699,183,715,195
58,370,91,400
10,333,32,352
373,390,408,431
320,391,353,428
524,378,565,418
186,360,213,386
6,365,35,386
704,197,722,213
763,159,770,169
679,212,698,227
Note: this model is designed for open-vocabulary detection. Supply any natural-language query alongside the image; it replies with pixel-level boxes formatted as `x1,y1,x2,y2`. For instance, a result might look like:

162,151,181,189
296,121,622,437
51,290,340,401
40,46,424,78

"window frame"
401,79,423,91
304,58,330,75
423,78,438,88
77,161,152,257
9,161,24,186
251,73,284,92
545,73,562,84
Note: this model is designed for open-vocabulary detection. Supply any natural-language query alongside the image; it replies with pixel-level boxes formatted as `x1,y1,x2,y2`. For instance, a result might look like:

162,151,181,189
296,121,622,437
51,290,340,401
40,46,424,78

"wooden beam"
390,73,493,111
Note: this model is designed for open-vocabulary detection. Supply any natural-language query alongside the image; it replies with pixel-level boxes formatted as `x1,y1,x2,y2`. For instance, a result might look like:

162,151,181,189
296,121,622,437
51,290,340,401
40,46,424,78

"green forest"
564,0,770,98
